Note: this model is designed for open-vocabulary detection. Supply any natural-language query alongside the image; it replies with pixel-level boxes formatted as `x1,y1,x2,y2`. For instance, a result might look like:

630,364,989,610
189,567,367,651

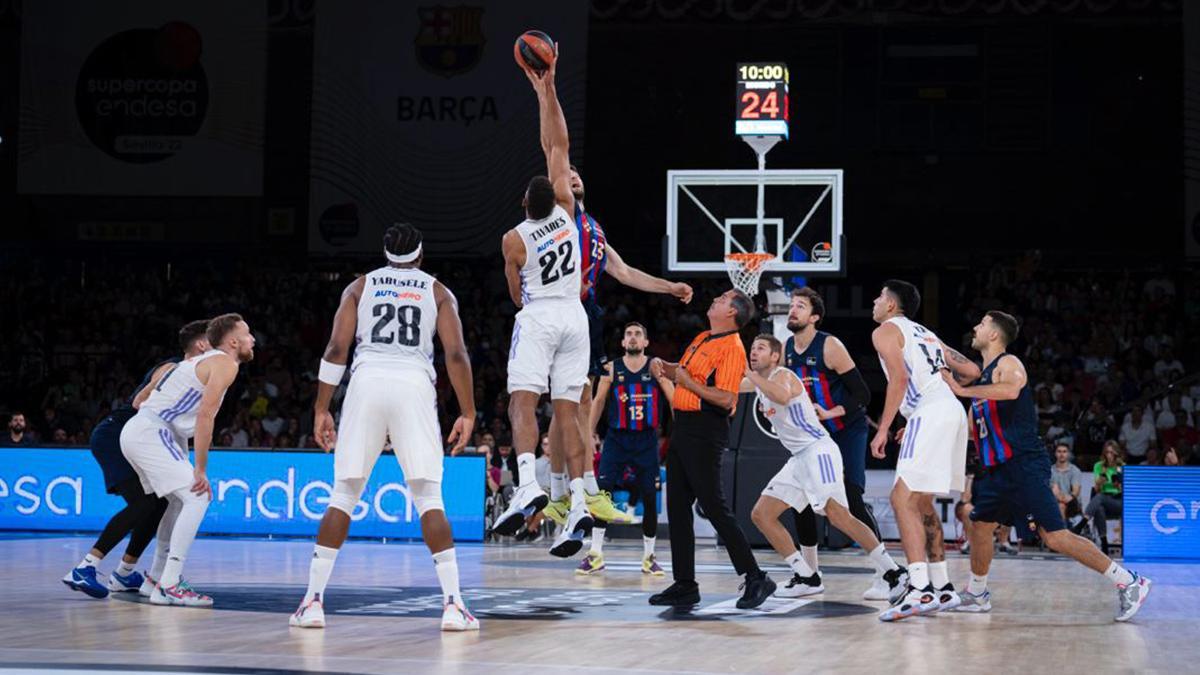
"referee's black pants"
666,411,760,583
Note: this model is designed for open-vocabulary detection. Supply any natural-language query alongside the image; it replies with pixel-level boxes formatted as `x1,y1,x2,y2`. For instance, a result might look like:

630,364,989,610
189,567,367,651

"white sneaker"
149,580,213,607
549,503,593,558
1116,573,1152,622
879,585,939,622
138,573,158,598
441,597,480,631
936,583,962,611
775,573,823,598
863,573,891,601
492,484,550,537
290,595,326,628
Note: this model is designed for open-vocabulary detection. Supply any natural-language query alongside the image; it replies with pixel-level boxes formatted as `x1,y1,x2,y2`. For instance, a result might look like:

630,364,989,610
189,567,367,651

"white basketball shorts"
334,367,443,483
506,299,589,401
762,438,849,515
894,396,969,495
120,412,193,497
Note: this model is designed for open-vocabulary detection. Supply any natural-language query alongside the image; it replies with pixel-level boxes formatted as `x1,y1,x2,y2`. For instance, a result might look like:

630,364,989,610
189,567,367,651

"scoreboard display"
735,62,789,138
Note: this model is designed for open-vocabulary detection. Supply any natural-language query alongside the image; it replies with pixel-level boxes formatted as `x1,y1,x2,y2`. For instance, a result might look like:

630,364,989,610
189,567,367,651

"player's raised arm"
602,244,693,303
435,282,476,454
944,354,1025,402
501,230,526,308
314,278,363,452
871,322,908,458
589,361,614,434
523,56,574,214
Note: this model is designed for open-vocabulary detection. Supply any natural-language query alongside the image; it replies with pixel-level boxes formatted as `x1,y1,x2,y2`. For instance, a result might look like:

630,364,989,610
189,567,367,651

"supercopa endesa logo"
753,392,780,440
75,22,208,163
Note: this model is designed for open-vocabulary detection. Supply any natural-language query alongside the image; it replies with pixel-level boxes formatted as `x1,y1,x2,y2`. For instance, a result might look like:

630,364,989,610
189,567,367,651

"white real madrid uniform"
879,316,969,494
505,204,589,401
757,368,849,515
121,350,227,497
335,266,444,483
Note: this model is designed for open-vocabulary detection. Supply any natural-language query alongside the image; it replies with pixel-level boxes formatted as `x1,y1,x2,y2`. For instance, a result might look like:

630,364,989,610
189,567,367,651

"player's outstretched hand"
191,469,212,500
447,414,474,455
670,282,694,304
650,357,664,379
870,429,889,459
314,409,337,453
940,369,966,396
814,404,832,421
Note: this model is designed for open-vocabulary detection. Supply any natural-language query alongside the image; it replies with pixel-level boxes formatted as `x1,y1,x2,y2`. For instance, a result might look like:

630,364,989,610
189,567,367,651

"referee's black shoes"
736,571,776,609
648,581,701,606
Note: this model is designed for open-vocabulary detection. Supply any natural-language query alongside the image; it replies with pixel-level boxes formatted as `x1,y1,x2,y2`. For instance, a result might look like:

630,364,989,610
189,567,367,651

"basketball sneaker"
289,595,326,628
575,552,605,575
648,581,700,606
1115,573,1152,622
864,566,909,602
542,496,570,526
585,491,633,524
149,579,213,607
549,502,594,558
775,572,823,598
936,583,962,611
107,569,144,593
878,585,939,622
884,567,910,605
62,566,109,599
955,589,992,613
642,554,665,576
138,573,158,597
492,483,550,537
736,571,776,609
441,596,480,632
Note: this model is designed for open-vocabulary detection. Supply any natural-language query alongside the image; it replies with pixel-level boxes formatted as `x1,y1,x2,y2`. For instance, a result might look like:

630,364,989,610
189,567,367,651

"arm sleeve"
840,367,871,414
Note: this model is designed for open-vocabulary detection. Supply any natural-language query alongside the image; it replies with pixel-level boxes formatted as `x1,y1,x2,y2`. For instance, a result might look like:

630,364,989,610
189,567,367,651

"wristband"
318,359,346,385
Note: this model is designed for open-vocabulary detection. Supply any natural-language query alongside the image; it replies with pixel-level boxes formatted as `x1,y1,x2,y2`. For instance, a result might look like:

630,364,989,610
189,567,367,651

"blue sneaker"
62,566,109,599
108,569,145,593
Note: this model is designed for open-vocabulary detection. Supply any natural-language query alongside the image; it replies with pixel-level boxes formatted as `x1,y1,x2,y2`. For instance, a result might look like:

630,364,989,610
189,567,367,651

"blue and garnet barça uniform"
598,358,662,494
575,203,610,377
968,354,1065,532
785,332,869,488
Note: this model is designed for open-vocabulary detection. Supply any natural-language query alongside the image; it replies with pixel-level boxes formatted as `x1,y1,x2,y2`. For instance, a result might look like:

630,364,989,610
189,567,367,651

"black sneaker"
736,571,776,609
649,581,701,606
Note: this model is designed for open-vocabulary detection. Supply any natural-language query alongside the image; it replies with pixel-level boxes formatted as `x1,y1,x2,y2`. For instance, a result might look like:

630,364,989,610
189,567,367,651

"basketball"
513,30,556,73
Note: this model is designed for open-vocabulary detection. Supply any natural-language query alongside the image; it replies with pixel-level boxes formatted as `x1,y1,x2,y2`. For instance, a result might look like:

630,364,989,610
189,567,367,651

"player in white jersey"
869,280,981,621
741,335,908,601
291,223,479,632
120,313,254,607
493,56,595,559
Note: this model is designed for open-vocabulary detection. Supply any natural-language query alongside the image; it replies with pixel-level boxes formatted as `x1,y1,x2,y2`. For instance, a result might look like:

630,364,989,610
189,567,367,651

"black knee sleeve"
794,506,819,547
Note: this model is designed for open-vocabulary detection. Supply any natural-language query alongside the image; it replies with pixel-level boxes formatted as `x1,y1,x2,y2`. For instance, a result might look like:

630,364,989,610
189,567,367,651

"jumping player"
62,320,209,599
743,335,908,601
944,311,1151,622
290,223,479,631
120,313,254,607
869,280,980,622
577,322,675,576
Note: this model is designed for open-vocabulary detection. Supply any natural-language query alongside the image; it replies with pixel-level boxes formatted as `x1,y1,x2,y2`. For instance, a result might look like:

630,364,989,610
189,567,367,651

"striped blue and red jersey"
969,354,1042,468
574,203,607,302
784,331,864,434
606,358,662,432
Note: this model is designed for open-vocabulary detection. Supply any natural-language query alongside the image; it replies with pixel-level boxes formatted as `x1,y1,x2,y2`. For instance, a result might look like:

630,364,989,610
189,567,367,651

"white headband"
384,243,422,264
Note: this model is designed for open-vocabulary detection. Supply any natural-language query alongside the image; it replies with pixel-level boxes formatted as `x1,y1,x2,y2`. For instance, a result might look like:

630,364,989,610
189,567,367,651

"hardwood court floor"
0,534,1194,674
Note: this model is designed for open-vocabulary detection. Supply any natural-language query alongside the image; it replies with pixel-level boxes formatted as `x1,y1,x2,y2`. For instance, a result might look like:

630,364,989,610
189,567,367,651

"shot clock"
735,62,789,138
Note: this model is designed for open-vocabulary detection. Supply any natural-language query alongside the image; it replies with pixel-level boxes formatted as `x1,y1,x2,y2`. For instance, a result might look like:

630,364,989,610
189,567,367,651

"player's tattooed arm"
940,343,982,384
943,354,1025,401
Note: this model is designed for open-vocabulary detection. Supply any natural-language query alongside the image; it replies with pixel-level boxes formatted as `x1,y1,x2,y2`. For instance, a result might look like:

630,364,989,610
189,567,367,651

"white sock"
801,545,820,574
517,452,536,487
785,551,816,578
152,496,182,580
929,561,949,589
868,544,900,574
583,471,600,496
115,560,136,576
551,472,567,501
159,491,208,589
77,553,100,569
432,548,461,604
1104,562,1135,587
569,478,586,511
591,527,605,555
908,562,930,589
304,544,339,603
151,545,170,581
968,572,988,594
643,536,656,558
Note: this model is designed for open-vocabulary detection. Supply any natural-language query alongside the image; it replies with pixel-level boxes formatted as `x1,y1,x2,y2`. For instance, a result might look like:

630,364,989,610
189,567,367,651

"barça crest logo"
416,6,486,77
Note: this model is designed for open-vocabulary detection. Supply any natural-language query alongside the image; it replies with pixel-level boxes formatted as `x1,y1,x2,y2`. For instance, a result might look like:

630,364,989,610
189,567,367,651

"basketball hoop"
724,252,775,297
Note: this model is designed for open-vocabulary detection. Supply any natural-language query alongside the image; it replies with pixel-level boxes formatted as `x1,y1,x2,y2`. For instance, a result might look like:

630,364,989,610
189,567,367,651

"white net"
724,252,775,297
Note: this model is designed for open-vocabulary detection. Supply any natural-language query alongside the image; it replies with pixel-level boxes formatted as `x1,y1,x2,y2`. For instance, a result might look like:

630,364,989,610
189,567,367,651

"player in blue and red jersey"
943,310,1150,622
575,322,675,576
782,287,891,600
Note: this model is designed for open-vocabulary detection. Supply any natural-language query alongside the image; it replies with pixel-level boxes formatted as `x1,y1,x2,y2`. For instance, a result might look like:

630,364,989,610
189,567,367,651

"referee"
648,289,775,609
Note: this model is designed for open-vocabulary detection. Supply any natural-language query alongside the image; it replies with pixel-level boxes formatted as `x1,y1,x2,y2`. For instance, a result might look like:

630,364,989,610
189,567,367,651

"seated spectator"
0,412,37,446
1153,346,1185,382
1161,412,1199,458
1050,443,1083,523
261,403,286,437
1085,440,1124,554
1119,405,1155,464
1148,445,1181,466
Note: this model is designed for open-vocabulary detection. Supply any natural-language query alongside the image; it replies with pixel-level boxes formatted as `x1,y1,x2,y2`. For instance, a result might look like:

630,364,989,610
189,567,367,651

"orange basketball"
513,30,556,73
